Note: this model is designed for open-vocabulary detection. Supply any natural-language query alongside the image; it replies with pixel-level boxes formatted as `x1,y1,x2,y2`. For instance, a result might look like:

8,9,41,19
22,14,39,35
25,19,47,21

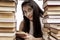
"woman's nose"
27,12,30,16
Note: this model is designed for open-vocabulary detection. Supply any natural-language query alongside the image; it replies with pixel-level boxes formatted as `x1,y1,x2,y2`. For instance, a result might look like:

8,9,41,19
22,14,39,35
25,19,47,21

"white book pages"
44,11,60,16
47,16,60,18
0,0,16,2
49,35,56,40
0,2,15,7
0,28,15,33
0,22,16,28
46,0,60,1
43,1,60,8
51,32,60,37
0,18,16,22
0,37,15,40
50,24,60,30
0,13,15,19
43,18,60,23
0,11,14,13
0,32,16,36
0,7,15,11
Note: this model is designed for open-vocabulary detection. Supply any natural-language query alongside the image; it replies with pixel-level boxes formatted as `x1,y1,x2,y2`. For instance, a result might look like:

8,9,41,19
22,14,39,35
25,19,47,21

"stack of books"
43,0,60,40
0,0,17,40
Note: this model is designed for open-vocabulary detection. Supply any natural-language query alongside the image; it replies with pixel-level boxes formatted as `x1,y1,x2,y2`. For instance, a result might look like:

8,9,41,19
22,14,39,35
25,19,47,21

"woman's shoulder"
19,20,24,31
21,20,24,24
20,20,25,27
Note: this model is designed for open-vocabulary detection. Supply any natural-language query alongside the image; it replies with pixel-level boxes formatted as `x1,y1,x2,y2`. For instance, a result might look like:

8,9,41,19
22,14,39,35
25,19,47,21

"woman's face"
23,5,33,21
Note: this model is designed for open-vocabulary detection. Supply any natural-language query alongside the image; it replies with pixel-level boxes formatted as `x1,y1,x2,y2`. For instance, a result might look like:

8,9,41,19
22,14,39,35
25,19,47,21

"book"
44,5,60,11
43,18,60,23
48,34,57,40
44,15,60,19
0,13,15,19
0,22,15,28
0,1,15,7
44,11,60,16
43,0,60,3
0,32,15,36
44,24,60,29
16,32,28,37
50,32,60,37
0,36,15,40
44,24,60,34
43,1,60,8
43,0,60,1
0,28,15,33
44,24,50,28
0,18,16,22
0,7,15,12
50,32,60,40
0,11,14,13
50,28,60,34
42,27,50,32
0,0,17,2
0,0,18,4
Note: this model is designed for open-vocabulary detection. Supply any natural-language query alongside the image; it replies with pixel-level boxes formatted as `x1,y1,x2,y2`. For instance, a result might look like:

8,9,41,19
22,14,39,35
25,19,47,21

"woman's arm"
16,21,34,39
16,21,28,38
19,21,24,31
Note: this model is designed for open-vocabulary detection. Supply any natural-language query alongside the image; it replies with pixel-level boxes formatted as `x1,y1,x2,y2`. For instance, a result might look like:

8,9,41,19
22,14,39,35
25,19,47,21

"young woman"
16,0,43,40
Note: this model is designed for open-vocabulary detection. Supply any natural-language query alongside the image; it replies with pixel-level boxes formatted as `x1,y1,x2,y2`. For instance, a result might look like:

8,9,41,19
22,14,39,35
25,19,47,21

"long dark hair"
21,1,43,38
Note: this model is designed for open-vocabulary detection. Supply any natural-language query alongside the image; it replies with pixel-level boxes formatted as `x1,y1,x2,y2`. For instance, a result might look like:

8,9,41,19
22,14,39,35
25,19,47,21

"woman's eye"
28,8,32,12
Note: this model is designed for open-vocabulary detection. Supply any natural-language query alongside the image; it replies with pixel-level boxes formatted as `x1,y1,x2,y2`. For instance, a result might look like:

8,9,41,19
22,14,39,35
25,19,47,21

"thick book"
0,28,15,33
0,13,15,19
43,0,60,3
42,27,50,32
44,15,60,19
50,27,60,34
44,11,60,16
0,36,15,40
0,0,18,4
0,22,15,28
44,24,50,30
0,11,14,13
50,32,60,40
43,1,60,8
48,34,57,40
0,18,16,22
0,7,15,12
0,0,16,2
43,18,60,23
51,32,60,37
0,1,15,7
44,24,60,30
44,5,60,11
0,32,15,36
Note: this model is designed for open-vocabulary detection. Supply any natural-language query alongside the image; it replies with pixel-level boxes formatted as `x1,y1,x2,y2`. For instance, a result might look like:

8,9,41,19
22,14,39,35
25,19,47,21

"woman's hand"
16,32,34,39
16,32,28,38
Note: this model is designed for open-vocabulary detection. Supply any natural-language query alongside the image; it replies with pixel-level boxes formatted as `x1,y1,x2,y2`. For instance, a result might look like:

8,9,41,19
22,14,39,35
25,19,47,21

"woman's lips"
28,15,32,18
